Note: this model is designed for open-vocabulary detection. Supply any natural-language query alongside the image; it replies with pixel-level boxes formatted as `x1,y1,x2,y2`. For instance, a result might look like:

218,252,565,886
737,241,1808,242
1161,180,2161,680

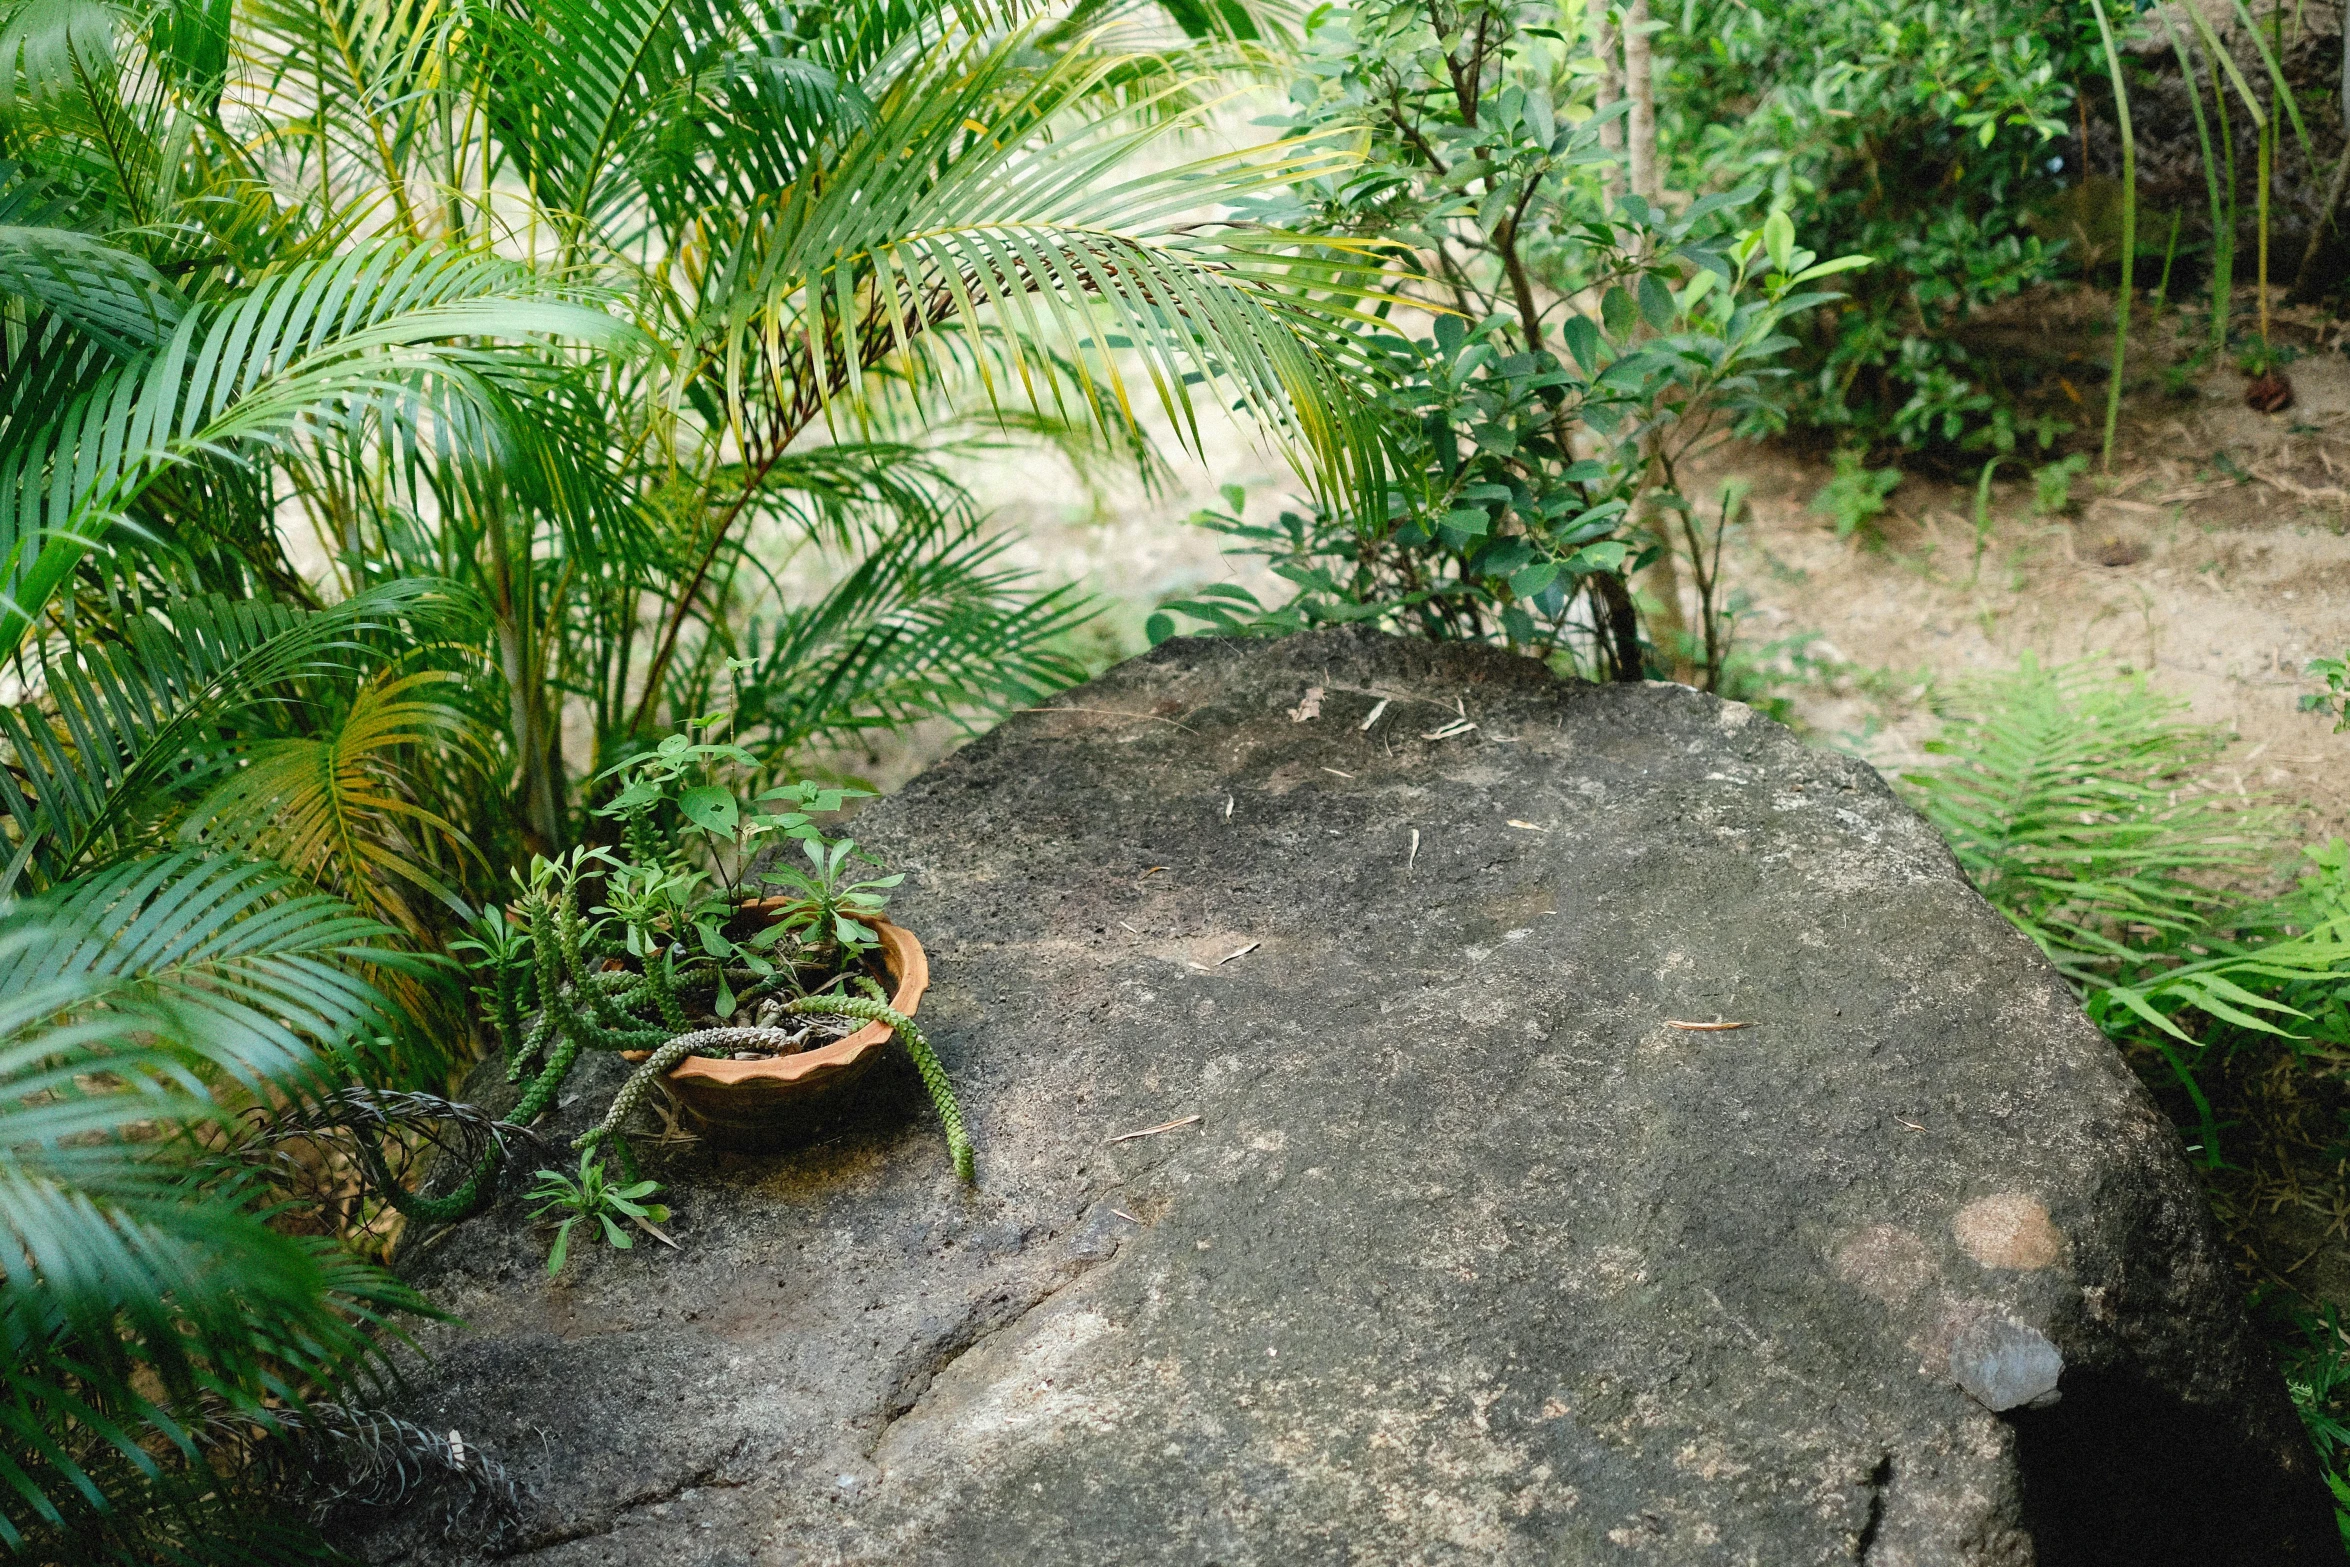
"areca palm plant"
0,584,519,1558
5,0,1387,859
0,853,453,1562
0,0,1394,1549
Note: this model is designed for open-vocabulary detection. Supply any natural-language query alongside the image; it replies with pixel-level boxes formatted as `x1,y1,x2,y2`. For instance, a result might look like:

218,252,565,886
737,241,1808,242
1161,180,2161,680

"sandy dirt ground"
1689,347,2350,844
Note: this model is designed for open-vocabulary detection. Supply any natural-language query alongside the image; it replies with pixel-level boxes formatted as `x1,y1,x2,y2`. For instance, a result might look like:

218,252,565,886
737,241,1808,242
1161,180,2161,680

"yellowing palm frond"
178,669,491,932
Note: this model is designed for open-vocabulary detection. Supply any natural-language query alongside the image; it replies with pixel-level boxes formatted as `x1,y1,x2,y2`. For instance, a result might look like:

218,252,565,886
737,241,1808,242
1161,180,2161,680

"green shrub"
1662,0,2102,455
1149,0,1864,676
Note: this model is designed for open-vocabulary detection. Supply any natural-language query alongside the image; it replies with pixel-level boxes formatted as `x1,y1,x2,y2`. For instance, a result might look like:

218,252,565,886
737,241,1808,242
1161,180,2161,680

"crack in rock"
871,1205,1129,1447
507,1449,744,1556
1854,1452,1892,1562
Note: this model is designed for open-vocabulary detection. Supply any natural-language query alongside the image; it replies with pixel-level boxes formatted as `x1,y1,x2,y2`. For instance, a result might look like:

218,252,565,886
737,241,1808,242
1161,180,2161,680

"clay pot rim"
617,897,927,1089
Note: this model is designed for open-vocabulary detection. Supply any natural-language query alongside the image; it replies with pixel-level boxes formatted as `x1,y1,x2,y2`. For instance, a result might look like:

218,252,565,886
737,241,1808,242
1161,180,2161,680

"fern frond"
1902,655,2278,985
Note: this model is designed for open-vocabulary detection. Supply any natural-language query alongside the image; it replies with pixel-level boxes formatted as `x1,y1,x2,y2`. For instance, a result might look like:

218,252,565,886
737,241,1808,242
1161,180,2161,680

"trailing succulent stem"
578,996,974,1183
361,815,972,1238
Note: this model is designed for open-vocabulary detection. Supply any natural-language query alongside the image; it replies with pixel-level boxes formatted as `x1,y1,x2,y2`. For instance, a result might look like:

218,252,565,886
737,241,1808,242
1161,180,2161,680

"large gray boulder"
347,630,2335,1565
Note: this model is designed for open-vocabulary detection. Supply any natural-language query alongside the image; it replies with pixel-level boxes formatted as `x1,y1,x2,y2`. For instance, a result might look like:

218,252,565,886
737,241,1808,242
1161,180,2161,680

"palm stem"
2089,0,2134,471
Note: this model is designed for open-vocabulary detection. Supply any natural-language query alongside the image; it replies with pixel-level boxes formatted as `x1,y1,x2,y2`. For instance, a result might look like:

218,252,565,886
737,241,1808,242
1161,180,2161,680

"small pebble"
1950,1314,2063,1411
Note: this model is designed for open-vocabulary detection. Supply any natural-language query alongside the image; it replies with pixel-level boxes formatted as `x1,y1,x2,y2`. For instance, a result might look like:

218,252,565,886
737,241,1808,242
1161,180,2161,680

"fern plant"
1901,656,2274,987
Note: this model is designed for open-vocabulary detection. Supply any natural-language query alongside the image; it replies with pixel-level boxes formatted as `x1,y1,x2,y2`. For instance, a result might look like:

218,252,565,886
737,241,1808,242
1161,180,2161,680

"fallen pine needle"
1112,1209,1143,1224
1217,941,1261,964
1664,1019,1755,1031
1360,697,1390,731
1421,719,1478,741
1506,820,1548,832
1118,921,1141,934
1108,1115,1201,1144
1896,1118,1926,1132
1323,767,1355,778
1140,866,1167,878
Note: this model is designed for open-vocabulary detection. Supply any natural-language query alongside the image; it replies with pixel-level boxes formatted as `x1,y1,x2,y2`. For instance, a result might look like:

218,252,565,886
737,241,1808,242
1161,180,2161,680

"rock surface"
347,630,2334,1566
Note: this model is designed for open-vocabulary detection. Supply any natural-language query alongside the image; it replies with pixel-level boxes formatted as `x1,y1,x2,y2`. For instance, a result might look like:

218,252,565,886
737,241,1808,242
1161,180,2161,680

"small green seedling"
1809,450,1902,541
2302,652,2350,732
761,836,904,965
2030,454,2089,518
527,1151,672,1275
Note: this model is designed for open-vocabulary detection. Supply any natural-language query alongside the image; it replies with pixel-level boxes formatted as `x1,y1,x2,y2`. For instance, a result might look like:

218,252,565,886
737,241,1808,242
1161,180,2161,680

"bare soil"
1688,312,2350,845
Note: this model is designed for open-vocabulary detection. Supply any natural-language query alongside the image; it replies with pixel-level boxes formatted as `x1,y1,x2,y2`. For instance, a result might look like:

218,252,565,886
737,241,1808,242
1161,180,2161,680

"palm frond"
176,668,493,932
0,220,185,357
740,521,1094,755
0,243,629,655
714,31,1390,506
0,576,479,890
0,851,423,1554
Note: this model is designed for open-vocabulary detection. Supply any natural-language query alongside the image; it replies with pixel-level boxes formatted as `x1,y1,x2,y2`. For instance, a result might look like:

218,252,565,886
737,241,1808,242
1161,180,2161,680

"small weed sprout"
2237,340,2300,378
1809,450,1902,541
528,1151,670,1275
2030,454,2089,518
2299,653,2350,732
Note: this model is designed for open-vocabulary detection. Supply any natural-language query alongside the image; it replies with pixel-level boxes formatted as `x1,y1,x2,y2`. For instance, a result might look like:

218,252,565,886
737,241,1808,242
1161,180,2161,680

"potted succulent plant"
572,721,958,1160
370,716,971,1255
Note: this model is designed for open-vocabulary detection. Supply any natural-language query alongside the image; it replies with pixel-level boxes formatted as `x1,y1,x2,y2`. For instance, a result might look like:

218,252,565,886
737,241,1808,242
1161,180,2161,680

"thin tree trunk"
1634,441,1693,682
1639,508,1692,682
1591,0,1623,206
1624,0,1658,204
1588,570,1646,681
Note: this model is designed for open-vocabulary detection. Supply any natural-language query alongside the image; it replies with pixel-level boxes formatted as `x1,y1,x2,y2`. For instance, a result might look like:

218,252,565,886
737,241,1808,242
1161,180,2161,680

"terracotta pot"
620,899,929,1152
